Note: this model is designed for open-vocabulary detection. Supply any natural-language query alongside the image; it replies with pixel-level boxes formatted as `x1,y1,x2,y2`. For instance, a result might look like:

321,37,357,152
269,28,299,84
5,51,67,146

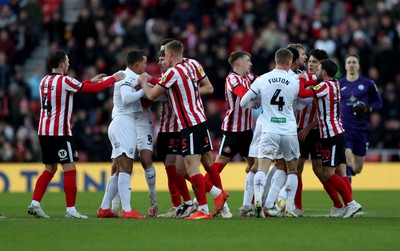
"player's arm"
369,82,383,110
198,76,214,95
140,73,166,101
298,78,316,99
80,72,125,93
121,85,144,105
240,88,257,108
298,118,318,142
233,85,249,98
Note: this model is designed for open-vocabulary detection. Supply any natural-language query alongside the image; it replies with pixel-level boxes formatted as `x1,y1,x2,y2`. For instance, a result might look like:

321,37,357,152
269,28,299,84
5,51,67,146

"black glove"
352,101,371,115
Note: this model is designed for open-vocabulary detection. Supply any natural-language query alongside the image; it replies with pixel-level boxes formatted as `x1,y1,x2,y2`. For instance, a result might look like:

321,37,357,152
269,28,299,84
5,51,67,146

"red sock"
32,170,54,202
205,163,223,189
63,170,77,207
295,176,303,210
342,176,352,195
322,180,343,208
174,172,192,202
328,174,353,204
184,174,191,182
165,165,181,207
190,174,207,206
204,177,213,193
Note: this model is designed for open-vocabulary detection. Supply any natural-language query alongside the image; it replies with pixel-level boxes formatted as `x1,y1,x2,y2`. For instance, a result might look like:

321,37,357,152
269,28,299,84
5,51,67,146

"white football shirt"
111,67,144,119
242,69,299,135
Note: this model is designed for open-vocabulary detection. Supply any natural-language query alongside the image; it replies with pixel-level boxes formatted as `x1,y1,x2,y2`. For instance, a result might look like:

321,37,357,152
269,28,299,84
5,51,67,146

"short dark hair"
320,59,338,77
228,51,251,67
309,49,328,61
286,47,299,63
160,38,175,46
344,53,360,62
126,49,146,66
49,50,67,69
159,38,175,57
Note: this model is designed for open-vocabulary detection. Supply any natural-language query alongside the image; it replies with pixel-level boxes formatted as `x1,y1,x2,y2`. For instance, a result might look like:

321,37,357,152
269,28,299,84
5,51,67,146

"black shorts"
180,122,212,157
321,133,346,167
156,132,181,162
39,136,79,164
299,129,322,160
218,130,253,158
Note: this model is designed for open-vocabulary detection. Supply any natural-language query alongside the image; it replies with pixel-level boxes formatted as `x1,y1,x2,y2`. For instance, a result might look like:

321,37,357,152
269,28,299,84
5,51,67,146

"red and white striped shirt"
313,80,344,138
296,72,318,129
222,72,256,132
38,74,82,136
159,100,179,133
159,60,206,129
158,58,205,132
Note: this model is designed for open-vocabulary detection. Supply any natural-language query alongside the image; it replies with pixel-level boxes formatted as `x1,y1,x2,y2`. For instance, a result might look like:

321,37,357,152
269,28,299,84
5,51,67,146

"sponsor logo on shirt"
271,117,286,123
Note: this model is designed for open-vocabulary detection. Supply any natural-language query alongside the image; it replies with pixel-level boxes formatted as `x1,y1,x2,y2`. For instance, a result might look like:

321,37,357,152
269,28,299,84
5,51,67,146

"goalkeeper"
339,54,382,181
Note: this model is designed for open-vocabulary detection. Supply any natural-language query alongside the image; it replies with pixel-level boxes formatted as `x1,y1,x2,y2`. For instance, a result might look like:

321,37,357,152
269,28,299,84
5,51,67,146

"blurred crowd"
0,0,399,162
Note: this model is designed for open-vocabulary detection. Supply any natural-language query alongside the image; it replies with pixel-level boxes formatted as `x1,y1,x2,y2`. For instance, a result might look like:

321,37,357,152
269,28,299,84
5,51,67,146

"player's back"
255,69,299,135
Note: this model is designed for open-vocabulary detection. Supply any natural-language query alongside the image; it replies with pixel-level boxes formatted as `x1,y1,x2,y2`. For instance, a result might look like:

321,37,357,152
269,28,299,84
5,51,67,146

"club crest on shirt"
199,66,205,75
358,84,364,90
314,85,321,91
161,76,166,82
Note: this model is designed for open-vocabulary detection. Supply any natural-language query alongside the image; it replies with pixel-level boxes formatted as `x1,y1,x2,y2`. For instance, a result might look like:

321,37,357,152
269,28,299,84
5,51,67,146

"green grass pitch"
1,190,399,251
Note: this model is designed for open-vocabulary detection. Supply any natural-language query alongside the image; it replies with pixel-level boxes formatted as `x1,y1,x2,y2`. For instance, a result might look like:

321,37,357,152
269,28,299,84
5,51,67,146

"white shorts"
108,115,137,159
135,109,154,152
248,120,262,158
258,132,300,161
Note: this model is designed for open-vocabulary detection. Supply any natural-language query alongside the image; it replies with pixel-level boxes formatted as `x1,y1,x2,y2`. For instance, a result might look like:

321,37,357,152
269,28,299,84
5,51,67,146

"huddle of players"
98,38,366,219
238,45,364,218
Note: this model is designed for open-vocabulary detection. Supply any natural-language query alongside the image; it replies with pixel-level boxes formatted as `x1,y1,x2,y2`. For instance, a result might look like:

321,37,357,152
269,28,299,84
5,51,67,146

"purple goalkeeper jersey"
339,76,382,133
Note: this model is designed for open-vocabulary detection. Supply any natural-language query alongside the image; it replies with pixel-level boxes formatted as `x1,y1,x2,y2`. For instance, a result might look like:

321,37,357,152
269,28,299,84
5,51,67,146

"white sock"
253,170,267,205
263,165,277,203
31,200,40,207
198,205,210,214
118,172,132,212
242,171,255,207
209,186,222,197
285,173,298,200
265,169,286,209
184,200,193,206
285,173,298,211
144,165,156,194
112,192,120,211
66,206,76,214
100,175,118,210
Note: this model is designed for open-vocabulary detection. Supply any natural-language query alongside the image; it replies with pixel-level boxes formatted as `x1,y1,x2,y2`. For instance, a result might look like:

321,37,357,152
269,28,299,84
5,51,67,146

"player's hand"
252,100,261,109
90,73,107,83
298,128,310,142
352,101,371,115
112,71,126,81
142,72,153,82
139,73,148,86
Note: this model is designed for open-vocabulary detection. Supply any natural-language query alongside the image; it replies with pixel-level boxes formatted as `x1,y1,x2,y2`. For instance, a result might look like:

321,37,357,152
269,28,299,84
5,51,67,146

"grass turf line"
0,191,399,251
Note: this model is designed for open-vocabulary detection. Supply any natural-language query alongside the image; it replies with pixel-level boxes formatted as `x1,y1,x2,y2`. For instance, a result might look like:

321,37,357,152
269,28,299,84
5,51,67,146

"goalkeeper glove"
352,101,371,115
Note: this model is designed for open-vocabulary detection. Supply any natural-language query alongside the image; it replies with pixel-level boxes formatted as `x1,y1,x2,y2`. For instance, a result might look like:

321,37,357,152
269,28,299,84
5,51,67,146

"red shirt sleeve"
298,78,316,98
80,77,116,93
233,85,249,98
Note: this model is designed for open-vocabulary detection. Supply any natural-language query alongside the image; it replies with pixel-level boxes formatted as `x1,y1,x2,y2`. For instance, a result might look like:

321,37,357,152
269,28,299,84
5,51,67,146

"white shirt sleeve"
240,88,257,108
120,85,144,105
